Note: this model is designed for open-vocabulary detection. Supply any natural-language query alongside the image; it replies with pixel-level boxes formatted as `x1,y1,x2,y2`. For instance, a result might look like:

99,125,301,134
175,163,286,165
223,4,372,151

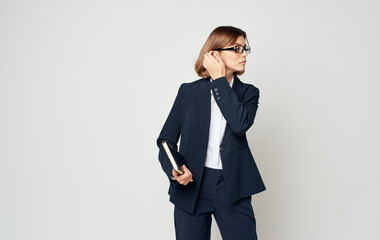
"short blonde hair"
194,26,249,78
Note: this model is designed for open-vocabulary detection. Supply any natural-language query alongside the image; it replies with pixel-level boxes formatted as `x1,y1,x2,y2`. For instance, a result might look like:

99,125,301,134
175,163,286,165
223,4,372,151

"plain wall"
1,0,379,239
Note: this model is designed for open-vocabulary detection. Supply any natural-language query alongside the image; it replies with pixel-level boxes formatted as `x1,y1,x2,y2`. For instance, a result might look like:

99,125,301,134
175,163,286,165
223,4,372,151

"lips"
240,61,246,64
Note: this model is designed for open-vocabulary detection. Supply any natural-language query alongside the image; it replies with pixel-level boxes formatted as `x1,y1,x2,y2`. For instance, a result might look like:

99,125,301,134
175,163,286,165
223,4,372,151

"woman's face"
218,35,248,75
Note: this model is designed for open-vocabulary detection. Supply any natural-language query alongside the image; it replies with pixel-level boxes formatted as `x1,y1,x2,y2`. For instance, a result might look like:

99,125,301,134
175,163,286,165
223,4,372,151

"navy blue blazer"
156,73,266,214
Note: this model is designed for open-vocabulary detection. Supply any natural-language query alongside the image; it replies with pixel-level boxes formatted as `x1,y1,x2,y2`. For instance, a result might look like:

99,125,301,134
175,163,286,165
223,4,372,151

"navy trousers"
174,167,258,240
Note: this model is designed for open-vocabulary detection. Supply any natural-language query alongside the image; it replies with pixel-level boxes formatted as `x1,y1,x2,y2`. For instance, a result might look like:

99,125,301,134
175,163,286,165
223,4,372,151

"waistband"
203,167,224,178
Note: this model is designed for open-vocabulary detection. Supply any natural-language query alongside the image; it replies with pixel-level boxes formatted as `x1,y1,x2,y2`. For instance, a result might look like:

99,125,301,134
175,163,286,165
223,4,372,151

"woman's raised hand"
203,51,225,80
172,165,193,185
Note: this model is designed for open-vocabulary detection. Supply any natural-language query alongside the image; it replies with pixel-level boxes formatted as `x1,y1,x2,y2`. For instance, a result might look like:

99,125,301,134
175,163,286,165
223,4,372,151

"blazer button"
215,92,219,95
217,96,221,100
214,88,218,91
219,146,225,152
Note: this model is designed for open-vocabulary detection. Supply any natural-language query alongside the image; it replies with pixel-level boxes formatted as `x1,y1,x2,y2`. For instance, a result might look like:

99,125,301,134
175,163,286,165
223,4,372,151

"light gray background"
1,0,379,239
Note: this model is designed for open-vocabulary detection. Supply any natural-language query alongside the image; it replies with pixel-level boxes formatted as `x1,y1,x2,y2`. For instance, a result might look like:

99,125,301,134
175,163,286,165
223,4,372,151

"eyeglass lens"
236,46,251,54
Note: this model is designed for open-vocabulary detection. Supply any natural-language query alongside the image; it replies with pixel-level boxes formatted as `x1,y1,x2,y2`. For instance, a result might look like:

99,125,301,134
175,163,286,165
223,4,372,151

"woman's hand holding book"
172,165,193,185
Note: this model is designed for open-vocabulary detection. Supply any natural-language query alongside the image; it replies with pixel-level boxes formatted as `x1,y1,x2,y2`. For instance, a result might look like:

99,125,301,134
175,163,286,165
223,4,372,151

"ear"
213,51,223,62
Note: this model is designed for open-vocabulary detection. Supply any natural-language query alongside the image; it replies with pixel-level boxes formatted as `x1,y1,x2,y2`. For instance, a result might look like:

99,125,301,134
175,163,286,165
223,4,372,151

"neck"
225,72,233,85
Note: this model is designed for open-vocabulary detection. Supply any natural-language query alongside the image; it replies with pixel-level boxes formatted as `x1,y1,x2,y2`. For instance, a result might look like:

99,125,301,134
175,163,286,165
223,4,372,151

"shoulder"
237,78,260,98
238,77,259,90
182,78,205,87
178,78,206,92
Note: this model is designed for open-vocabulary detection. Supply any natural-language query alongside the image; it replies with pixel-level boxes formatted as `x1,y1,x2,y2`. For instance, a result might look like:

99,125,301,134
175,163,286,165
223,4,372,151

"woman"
156,26,266,240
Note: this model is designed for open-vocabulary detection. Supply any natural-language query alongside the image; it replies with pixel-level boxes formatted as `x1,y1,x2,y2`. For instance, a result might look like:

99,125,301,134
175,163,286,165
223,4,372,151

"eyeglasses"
214,45,251,54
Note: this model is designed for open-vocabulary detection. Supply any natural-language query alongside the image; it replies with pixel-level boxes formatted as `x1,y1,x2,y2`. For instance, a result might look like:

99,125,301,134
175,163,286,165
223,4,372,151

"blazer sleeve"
210,76,260,136
156,84,184,183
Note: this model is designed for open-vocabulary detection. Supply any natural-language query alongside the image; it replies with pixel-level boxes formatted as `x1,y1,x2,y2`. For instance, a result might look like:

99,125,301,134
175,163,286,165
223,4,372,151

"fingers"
212,52,224,65
175,165,193,185
203,51,224,74
203,51,218,63
182,165,192,177
172,169,179,177
203,53,210,68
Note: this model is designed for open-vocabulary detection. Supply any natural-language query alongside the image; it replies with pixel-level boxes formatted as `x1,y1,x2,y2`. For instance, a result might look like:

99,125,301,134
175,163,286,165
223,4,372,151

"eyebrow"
234,43,247,47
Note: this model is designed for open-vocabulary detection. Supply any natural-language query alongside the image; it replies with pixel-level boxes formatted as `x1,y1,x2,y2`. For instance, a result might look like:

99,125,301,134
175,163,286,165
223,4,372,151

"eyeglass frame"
214,45,251,54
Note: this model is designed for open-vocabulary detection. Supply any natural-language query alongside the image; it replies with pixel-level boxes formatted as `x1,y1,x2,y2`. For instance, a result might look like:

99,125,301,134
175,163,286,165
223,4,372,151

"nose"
242,49,248,57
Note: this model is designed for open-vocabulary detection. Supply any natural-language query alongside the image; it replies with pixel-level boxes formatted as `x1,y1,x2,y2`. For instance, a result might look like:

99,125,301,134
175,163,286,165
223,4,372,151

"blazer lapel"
199,78,211,148
232,73,242,98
